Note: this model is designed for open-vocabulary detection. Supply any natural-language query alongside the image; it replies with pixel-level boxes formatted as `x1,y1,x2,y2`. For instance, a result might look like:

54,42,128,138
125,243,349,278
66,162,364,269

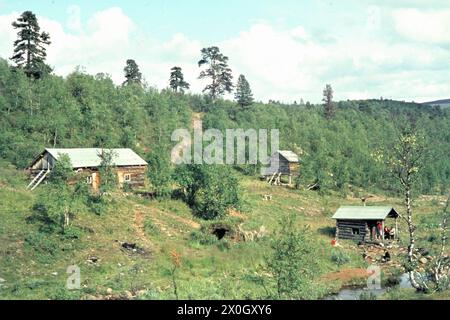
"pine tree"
169,66,190,93
123,59,142,86
10,11,52,79
198,46,233,100
234,74,254,108
322,84,335,119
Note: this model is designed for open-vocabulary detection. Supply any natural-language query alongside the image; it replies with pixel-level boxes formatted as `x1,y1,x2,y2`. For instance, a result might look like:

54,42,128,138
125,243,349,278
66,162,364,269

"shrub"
62,226,84,240
174,164,241,220
87,194,108,216
331,249,350,266
123,182,133,193
217,239,231,251
147,146,173,198
190,230,218,246
359,291,377,300
24,232,60,263
46,286,83,300
98,149,118,193
264,214,318,299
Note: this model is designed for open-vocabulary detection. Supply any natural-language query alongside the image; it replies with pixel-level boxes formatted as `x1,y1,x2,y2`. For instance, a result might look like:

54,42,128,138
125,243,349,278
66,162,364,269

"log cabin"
27,148,148,191
263,150,300,185
332,206,399,243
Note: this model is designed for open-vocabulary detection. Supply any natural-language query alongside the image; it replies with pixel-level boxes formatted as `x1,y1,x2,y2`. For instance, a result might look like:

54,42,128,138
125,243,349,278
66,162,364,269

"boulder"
106,288,113,294
419,257,428,264
87,256,98,263
418,248,430,256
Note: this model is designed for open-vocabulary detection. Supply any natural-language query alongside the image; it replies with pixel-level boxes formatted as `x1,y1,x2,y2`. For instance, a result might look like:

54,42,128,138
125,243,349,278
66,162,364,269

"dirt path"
192,112,203,131
322,268,369,282
133,203,200,241
160,209,201,229
134,204,172,237
172,112,203,164
133,208,154,247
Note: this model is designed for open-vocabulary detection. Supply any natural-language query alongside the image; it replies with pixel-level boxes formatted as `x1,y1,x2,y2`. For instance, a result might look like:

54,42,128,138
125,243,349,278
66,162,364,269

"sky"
0,0,449,103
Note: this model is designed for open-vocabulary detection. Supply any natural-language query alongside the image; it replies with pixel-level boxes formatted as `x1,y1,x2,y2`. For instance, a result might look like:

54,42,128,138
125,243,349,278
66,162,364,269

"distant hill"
422,99,450,108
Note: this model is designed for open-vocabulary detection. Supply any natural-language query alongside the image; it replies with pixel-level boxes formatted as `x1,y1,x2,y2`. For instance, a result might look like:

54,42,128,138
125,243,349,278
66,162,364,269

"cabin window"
86,176,93,185
352,228,360,235
124,174,131,182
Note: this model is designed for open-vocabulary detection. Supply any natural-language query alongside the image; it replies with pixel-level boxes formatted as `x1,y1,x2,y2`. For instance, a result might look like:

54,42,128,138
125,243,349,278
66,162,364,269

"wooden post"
395,217,398,240
335,221,339,239
381,220,385,244
288,175,292,186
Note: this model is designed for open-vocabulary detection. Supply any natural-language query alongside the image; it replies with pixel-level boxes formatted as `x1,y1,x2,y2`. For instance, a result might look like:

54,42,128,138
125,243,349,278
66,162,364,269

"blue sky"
0,1,449,102
0,0,341,42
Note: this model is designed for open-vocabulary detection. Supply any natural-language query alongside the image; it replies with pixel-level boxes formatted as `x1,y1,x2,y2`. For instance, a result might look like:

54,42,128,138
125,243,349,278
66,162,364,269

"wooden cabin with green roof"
27,148,148,191
332,206,399,243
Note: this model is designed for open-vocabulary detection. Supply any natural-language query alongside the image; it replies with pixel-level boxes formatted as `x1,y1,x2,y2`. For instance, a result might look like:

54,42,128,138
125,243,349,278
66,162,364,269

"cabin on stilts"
26,148,148,191
332,206,399,244
263,150,300,186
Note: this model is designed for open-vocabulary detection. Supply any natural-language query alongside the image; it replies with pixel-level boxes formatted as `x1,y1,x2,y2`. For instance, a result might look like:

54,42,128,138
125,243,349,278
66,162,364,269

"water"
324,273,412,300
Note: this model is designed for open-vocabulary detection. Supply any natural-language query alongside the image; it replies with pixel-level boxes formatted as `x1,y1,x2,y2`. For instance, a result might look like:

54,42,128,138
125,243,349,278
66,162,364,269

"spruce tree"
169,66,190,93
10,11,52,79
198,46,233,100
322,84,335,119
235,74,254,108
123,59,142,86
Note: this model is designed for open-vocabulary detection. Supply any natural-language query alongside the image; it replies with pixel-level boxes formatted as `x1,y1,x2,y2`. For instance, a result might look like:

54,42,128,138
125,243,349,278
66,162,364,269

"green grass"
0,167,448,300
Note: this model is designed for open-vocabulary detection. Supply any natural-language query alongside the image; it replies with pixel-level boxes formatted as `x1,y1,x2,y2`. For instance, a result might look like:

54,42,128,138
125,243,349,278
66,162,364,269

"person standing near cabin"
377,221,383,240
389,227,396,240
384,226,390,240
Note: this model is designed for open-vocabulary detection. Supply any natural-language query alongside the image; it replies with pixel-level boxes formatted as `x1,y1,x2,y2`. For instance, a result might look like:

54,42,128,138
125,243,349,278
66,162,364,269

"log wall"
336,219,368,242
116,166,147,188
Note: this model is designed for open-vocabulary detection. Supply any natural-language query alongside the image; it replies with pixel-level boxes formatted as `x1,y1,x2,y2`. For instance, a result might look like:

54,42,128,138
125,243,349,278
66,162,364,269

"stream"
324,273,413,300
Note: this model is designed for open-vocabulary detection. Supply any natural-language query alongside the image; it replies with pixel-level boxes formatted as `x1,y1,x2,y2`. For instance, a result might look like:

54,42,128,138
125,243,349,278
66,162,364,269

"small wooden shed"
332,206,399,243
27,148,148,191
264,150,300,185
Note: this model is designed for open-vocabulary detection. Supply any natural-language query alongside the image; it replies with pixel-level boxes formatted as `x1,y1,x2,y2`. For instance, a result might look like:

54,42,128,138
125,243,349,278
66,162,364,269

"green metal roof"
277,150,299,163
332,206,398,220
45,148,147,168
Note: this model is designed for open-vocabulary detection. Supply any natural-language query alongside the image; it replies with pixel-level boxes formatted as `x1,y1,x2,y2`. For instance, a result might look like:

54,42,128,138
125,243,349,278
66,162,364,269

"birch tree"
375,126,448,292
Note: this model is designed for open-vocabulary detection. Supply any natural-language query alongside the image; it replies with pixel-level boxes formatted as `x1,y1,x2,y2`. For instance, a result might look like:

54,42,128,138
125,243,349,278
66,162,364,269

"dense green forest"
0,57,449,196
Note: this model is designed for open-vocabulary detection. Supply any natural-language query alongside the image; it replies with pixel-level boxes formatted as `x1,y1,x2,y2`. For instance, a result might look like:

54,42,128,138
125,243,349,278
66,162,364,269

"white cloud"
66,5,82,33
0,12,19,60
393,8,450,44
219,22,450,103
0,6,449,103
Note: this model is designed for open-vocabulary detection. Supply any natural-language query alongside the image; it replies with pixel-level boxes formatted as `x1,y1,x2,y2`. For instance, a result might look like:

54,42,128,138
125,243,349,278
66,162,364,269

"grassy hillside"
0,162,447,300
0,59,448,300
